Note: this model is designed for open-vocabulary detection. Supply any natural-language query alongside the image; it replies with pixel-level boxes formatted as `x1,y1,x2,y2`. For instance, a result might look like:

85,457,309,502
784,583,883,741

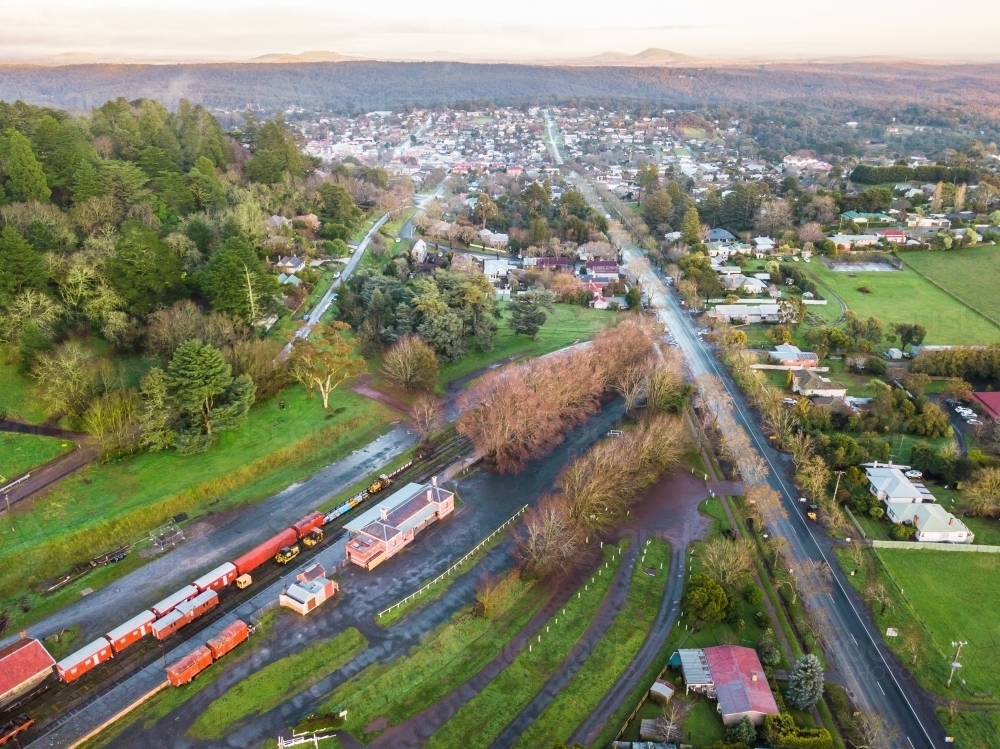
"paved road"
628,230,944,749
547,115,946,746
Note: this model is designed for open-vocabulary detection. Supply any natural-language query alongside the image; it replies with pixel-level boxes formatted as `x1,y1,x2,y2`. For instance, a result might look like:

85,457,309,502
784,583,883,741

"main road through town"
542,111,947,749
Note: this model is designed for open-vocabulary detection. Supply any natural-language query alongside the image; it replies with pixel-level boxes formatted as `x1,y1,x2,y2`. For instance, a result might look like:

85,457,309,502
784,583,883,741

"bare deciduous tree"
410,394,442,441
700,537,754,592
744,484,788,529
653,697,691,742
853,711,900,749
864,579,894,615
381,334,440,392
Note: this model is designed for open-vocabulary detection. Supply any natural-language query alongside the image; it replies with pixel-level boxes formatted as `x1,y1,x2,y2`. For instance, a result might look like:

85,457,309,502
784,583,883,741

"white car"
967,418,982,426
904,470,922,479
955,407,973,415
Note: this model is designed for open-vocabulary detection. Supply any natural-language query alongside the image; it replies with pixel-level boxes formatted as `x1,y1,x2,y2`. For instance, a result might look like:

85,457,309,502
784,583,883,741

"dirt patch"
364,716,389,733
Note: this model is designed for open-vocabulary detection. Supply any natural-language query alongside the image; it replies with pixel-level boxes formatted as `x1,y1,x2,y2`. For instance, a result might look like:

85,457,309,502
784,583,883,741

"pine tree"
5,129,51,202
680,206,702,245
725,715,757,746
786,653,825,709
0,226,48,301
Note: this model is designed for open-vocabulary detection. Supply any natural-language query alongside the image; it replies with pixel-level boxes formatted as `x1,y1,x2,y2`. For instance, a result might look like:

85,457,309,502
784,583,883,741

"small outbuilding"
675,645,779,726
0,635,55,709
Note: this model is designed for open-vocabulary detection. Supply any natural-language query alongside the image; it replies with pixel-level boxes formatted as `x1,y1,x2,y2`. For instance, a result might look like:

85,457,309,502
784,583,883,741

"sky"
2,0,999,63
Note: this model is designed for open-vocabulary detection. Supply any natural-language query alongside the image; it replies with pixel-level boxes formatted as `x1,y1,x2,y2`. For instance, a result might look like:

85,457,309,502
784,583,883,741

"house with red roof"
675,645,779,726
0,634,55,710
972,391,1000,420
344,479,454,569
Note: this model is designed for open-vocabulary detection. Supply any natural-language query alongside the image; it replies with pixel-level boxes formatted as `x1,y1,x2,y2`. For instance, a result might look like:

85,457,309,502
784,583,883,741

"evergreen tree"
506,290,555,340
680,206,702,245
418,308,466,361
205,238,280,323
104,221,185,316
0,226,48,302
757,628,781,666
71,160,104,202
726,715,757,746
786,653,825,710
138,367,175,451
5,129,51,202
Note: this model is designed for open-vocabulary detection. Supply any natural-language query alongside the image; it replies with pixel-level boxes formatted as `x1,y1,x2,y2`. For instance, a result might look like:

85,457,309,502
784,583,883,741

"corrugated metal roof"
192,563,236,590
152,585,198,615
677,648,712,685
106,611,156,641
56,639,110,672
703,645,779,719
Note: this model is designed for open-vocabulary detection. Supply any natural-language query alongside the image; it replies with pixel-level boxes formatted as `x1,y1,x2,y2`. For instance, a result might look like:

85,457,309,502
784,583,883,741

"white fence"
872,539,1000,553
377,504,529,619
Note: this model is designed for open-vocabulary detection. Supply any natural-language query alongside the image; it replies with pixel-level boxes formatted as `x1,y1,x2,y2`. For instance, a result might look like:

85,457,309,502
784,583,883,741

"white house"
791,371,847,398
411,239,428,263
709,304,786,324
829,234,879,251
892,503,974,543
740,277,768,294
864,463,935,506
483,258,512,286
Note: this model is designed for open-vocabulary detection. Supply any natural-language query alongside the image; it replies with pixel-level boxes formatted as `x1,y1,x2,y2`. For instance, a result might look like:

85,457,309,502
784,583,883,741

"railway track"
5,434,474,741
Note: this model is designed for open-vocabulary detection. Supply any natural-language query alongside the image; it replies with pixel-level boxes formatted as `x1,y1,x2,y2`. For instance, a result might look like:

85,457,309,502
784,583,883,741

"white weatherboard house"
864,464,935,517
892,503,974,544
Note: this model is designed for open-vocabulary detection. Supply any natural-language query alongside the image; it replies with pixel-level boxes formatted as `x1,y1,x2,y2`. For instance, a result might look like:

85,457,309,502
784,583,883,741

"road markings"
851,634,858,645
878,681,886,695
907,737,915,748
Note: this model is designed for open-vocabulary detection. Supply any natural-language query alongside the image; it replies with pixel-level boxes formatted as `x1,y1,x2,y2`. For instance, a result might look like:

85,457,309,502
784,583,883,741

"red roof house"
0,636,55,709
703,645,779,726
972,391,1000,420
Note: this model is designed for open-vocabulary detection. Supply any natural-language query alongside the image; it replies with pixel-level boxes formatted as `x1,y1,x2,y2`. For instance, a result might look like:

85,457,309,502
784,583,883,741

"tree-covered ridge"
0,96,376,456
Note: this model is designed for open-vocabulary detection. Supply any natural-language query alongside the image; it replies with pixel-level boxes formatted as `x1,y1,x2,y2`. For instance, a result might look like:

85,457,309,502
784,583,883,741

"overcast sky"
2,0,999,62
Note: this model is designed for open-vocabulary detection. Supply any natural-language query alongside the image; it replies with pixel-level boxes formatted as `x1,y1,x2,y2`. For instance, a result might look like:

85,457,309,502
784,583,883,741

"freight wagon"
165,647,213,687
164,620,251,687
151,585,199,618
192,562,238,592
233,528,299,576
151,590,219,641
290,512,325,539
206,620,250,660
105,611,157,653
0,714,33,746
56,639,114,683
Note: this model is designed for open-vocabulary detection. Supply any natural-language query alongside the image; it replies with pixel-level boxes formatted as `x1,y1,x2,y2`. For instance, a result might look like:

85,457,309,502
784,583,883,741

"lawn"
513,539,671,749
0,385,394,625
425,544,626,749
0,432,74,478
0,363,50,424
902,247,1000,329
807,262,1000,345
435,304,615,390
321,572,547,740
188,627,367,739
839,547,1000,698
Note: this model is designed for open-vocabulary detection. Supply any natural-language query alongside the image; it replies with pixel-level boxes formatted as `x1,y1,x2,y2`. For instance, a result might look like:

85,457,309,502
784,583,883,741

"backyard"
807,261,1000,345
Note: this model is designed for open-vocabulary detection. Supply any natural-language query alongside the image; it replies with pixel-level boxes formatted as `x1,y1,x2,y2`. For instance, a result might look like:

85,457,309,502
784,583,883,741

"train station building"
344,479,455,569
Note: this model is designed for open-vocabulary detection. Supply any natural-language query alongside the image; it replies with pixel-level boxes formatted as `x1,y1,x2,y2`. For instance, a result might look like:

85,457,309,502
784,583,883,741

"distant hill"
1,60,999,112
249,51,362,64
571,48,699,66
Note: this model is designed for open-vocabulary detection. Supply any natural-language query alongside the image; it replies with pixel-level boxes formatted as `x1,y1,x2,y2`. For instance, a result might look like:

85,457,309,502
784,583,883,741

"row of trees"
516,414,687,575
456,317,682,472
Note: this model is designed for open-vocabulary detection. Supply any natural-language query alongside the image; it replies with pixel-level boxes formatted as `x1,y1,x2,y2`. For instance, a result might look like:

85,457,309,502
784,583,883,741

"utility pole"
946,640,967,688
832,470,846,502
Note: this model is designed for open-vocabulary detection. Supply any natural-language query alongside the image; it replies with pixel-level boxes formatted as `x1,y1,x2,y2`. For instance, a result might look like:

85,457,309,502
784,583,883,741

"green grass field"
839,548,1000,697
0,364,50,424
322,573,546,740
807,262,1000,345
513,539,671,749
902,247,1000,329
0,432,74,478
426,544,625,749
0,385,393,626
435,304,615,389
188,627,367,739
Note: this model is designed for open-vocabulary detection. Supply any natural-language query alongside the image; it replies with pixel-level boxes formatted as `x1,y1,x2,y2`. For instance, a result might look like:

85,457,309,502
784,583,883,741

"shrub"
745,585,764,605
889,523,913,541
857,285,872,294
726,716,757,746
758,628,781,666
755,610,770,628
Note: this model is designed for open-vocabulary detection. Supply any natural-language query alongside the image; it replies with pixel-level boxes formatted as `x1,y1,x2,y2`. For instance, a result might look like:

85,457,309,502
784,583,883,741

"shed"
0,636,55,709
973,391,1000,420
648,679,676,705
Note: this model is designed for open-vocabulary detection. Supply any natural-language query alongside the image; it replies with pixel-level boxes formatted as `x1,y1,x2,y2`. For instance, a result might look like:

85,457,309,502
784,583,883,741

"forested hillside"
2,61,1000,112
